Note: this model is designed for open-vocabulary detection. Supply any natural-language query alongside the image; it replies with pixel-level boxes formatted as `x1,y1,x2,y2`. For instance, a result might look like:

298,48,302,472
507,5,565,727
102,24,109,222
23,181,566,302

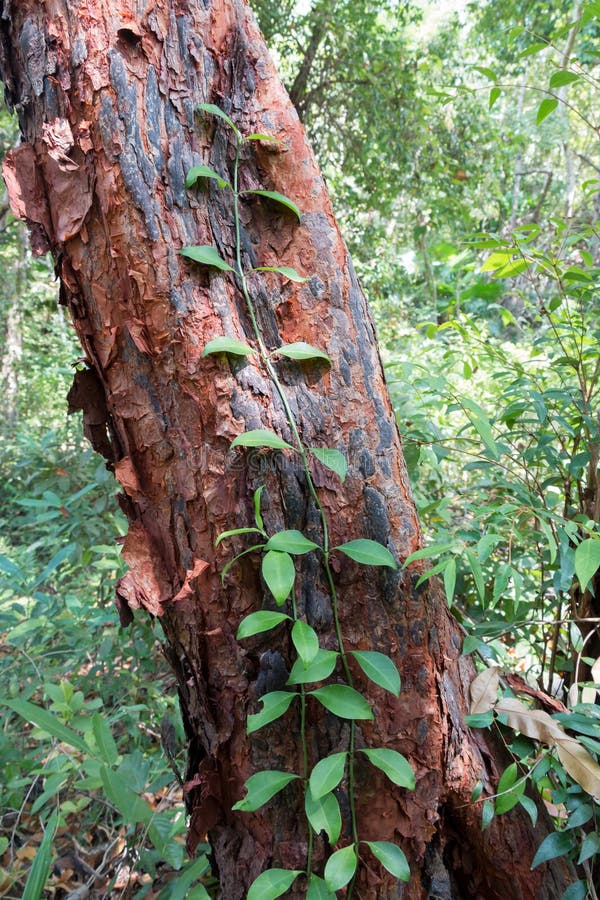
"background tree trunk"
0,1,574,896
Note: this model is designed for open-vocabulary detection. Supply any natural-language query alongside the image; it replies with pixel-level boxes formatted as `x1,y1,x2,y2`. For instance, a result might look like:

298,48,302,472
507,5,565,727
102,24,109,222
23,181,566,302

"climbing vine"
181,103,415,898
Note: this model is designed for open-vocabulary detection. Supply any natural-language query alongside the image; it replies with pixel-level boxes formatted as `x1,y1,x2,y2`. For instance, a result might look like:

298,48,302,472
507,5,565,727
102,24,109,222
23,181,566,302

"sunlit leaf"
262,550,295,605
202,337,253,357
310,447,348,482
274,342,331,363
253,266,308,282
309,752,347,800
237,611,290,640
287,649,339,685
549,71,580,89
324,844,357,892
536,98,559,125
291,619,320,666
185,164,231,190
334,539,397,568
197,102,241,138
265,530,319,554
243,189,301,220
216,527,264,547
231,430,293,451
310,685,373,720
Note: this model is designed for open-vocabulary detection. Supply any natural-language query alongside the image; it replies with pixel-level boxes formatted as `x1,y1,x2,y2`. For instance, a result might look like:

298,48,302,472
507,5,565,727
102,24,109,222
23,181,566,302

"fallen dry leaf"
470,666,500,714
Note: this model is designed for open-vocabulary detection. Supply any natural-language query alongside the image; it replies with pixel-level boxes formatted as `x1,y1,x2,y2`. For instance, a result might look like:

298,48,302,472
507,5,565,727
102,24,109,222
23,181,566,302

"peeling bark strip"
0,1,574,896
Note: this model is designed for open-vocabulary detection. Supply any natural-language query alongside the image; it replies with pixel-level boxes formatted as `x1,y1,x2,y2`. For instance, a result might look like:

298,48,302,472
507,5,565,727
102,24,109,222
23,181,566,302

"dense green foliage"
1,0,600,896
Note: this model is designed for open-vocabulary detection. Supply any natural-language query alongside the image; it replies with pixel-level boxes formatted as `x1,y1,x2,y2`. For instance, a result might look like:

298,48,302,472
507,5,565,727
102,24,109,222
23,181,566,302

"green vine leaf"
252,266,309,283
334,539,397,568
359,748,415,789
287,649,338,685
202,337,253,357
215,527,264,547
309,751,347,799
242,189,301,220
231,430,294,451
237,611,291,640
179,245,233,271
324,844,357,892
364,841,410,881
307,875,336,899
254,484,265,530
531,831,576,868
574,538,600,592
262,550,295,605
291,619,320,666
310,685,373,720
247,691,297,734
350,650,401,697
185,164,231,191
247,869,303,900
220,544,264,583
265,530,320,554
197,102,241,139
305,790,342,845
273,342,331,364
246,133,281,143
232,770,299,812
310,447,348,482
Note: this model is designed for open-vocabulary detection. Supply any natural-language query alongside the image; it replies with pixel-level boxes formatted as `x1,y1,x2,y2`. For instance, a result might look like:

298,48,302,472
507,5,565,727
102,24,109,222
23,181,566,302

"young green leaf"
287,649,339,685
305,790,342,844
202,337,253,357
273,342,331,364
185,164,231,190
307,873,337,900
536,98,559,125
309,751,347,800
216,527,265,547
309,447,348,482
310,685,373,720
262,550,295,605
549,70,580,89
265,530,320,554
232,770,299,812
246,133,281,143
197,102,241,138
231,430,294,451
247,869,302,900
495,763,524,814
220,544,264,583
489,86,501,109
291,619,320,666
247,691,297,734
359,748,415,789
252,266,309,283
574,538,600,592
350,650,401,697
237,611,291,640
531,831,575,868
334,539,397,568
243,189,301,221
254,484,265,530
180,245,234,271
324,844,357,892
364,841,410,881
22,810,58,900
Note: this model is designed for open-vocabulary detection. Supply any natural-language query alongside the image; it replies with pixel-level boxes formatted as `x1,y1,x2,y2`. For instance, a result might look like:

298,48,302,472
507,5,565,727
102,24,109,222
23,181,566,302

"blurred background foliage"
1,0,599,896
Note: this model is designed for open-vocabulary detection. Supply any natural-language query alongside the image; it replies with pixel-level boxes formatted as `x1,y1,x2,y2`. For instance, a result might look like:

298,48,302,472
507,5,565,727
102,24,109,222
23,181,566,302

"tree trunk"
0,1,575,896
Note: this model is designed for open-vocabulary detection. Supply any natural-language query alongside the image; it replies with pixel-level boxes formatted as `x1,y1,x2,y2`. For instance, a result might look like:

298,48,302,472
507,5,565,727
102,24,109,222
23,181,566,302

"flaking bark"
0,1,575,896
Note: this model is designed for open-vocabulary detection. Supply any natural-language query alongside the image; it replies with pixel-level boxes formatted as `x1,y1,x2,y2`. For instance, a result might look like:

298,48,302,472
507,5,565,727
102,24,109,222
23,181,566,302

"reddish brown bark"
0,1,575,897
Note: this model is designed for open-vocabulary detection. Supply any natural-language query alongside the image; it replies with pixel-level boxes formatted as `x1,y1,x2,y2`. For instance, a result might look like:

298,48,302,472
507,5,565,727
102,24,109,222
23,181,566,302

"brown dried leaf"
555,736,600,802
470,666,500,714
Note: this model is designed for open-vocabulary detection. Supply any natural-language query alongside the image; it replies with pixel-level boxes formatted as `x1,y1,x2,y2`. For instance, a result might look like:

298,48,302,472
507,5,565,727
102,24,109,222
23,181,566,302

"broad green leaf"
232,770,299,812
549,70,580,89
266,530,320,554
519,795,538,828
334,539,397,568
180,245,233,271
231,430,294,451
305,791,342,844
536,98,559,125
22,809,58,900
575,538,600,592
359,748,415,789
493,258,529,278
287,649,338,684
202,337,253,357
253,266,309,283
292,619,320,666
197,102,241,137
309,752,347,800
273,342,331,363
3,699,89,753
91,713,119,766
247,869,302,900
247,691,297,734
324,844,357,892
310,447,348,482
185,164,231,190
237,611,291,640
307,874,336,899
531,831,575,868
577,831,600,864
481,249,512,272
246,132,281,143
243,189,301,221
262,550,295,605
100,766,153,823
310,685,373,720
350,650,401,697
216,527,264,547
489,86,501,109
364,841,410,881
495,763,524,814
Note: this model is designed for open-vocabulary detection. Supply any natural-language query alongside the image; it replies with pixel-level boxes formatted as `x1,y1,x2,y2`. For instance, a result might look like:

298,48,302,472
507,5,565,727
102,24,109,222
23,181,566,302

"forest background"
1,0,600,897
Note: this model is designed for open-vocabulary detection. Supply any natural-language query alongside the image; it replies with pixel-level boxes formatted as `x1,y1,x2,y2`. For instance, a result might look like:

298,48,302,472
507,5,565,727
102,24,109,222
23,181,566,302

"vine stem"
231,134,359,888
